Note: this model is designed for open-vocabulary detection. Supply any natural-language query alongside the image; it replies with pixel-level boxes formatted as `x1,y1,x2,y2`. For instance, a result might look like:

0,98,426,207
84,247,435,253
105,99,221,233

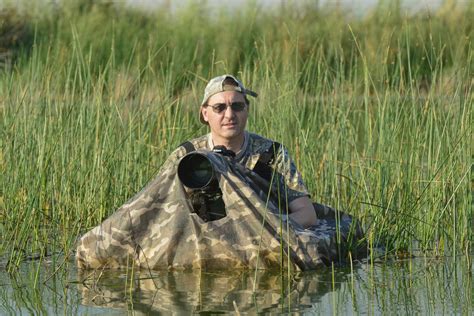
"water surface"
0,256,472,314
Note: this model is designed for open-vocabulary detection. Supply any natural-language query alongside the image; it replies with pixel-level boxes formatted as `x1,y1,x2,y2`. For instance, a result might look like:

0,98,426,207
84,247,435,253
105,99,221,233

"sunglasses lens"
231,102,245,111
212,104,227,113
210,102,246,113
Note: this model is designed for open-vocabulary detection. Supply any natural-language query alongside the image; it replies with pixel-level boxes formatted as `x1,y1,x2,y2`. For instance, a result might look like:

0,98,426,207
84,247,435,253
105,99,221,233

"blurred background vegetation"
1,0,471,92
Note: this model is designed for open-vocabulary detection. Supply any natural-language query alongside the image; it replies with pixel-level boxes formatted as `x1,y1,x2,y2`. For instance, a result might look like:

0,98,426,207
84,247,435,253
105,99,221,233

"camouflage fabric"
76,138,366,271
184,132,310,203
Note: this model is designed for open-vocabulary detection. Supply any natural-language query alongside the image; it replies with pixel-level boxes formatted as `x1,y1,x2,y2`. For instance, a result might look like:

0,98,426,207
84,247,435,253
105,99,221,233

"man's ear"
201,107,209,122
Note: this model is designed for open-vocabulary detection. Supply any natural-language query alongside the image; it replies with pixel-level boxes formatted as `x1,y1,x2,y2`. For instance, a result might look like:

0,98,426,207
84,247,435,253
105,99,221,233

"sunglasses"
207,102,246,114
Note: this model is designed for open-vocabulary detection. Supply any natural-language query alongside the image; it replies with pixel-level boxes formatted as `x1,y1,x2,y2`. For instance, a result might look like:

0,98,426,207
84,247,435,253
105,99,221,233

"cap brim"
244,89,258,98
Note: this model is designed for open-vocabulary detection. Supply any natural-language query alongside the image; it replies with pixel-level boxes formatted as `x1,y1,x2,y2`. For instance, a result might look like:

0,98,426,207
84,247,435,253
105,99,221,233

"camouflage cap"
200,74,258,124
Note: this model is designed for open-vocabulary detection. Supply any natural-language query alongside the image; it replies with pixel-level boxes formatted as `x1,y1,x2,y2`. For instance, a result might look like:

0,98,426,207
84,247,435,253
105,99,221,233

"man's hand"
288,196,317,228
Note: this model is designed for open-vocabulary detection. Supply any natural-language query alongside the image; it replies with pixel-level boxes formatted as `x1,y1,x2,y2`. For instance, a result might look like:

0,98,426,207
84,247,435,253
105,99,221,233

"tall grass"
0,0,472,269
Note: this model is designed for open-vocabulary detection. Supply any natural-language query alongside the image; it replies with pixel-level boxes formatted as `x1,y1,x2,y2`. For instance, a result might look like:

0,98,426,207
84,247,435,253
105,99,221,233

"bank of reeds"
0,0,472,269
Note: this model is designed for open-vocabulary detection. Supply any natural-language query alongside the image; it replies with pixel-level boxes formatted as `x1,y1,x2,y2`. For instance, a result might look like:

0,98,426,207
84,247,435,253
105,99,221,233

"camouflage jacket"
76,133,366,271
168,132,309,204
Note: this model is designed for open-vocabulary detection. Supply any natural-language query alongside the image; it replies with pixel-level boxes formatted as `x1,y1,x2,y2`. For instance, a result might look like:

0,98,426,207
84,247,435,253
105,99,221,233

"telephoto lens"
177,153,215,189
177,151,227,222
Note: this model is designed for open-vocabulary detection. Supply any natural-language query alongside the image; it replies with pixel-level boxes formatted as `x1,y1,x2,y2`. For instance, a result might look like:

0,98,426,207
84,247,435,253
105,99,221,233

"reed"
0,0,472,268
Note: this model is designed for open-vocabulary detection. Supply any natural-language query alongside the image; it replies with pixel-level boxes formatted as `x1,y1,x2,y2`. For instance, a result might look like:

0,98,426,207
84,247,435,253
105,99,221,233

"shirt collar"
207,131,248,160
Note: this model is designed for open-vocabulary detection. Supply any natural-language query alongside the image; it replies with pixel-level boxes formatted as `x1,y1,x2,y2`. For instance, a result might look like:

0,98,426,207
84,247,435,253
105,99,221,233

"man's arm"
269,143,316,228
289,196,317,228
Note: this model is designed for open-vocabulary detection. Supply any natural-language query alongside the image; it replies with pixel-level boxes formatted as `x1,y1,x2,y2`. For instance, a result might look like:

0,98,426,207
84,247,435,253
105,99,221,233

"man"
182,74,317,228
76,74,365,270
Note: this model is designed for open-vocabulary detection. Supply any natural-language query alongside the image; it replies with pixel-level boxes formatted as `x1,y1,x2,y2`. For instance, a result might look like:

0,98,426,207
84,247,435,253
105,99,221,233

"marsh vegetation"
0,0,471,276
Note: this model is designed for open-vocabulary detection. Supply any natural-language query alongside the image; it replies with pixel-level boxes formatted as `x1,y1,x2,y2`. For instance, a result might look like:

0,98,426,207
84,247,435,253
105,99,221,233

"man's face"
201,91,248,143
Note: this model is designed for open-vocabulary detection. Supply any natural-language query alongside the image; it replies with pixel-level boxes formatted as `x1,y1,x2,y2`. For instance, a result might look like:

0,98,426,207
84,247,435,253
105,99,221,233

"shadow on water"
0,256,472,314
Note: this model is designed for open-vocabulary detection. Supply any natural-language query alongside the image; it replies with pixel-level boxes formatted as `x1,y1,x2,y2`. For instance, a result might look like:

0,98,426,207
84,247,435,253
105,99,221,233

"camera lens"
178,153,214,189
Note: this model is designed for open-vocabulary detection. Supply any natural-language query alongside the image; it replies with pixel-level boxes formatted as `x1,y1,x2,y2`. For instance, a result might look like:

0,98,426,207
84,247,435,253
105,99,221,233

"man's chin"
220,129,243,139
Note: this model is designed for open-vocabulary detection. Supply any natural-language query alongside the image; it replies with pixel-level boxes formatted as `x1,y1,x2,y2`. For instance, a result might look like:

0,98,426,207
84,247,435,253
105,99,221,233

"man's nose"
223,104,236,118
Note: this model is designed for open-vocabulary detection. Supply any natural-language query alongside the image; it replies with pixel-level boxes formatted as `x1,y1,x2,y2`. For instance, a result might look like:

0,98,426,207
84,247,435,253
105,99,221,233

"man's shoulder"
187,134,210,150
166,134,209,163
247,132,278,154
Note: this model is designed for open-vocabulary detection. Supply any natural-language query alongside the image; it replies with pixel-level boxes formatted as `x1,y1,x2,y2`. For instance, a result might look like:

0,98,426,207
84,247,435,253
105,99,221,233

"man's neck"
210,134,245,154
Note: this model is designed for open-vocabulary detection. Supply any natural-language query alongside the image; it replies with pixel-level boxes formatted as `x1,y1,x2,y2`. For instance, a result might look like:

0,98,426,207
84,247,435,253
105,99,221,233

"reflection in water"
77,268,341,314
0,257,472,314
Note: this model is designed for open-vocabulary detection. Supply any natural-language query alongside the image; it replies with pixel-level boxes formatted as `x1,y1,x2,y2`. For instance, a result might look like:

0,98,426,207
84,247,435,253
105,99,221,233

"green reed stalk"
0,0,471,267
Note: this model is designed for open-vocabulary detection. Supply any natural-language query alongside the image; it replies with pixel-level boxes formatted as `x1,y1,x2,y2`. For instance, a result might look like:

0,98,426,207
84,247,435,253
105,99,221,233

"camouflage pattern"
185,132,310,203
76,134,366,271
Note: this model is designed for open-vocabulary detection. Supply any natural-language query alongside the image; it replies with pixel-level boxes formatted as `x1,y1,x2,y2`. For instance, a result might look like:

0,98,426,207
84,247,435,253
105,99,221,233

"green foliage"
0,0,472,268
0,7,34,70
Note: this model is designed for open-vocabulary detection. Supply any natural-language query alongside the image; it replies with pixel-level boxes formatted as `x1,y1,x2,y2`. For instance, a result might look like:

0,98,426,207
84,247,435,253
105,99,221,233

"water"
0,256,472,314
